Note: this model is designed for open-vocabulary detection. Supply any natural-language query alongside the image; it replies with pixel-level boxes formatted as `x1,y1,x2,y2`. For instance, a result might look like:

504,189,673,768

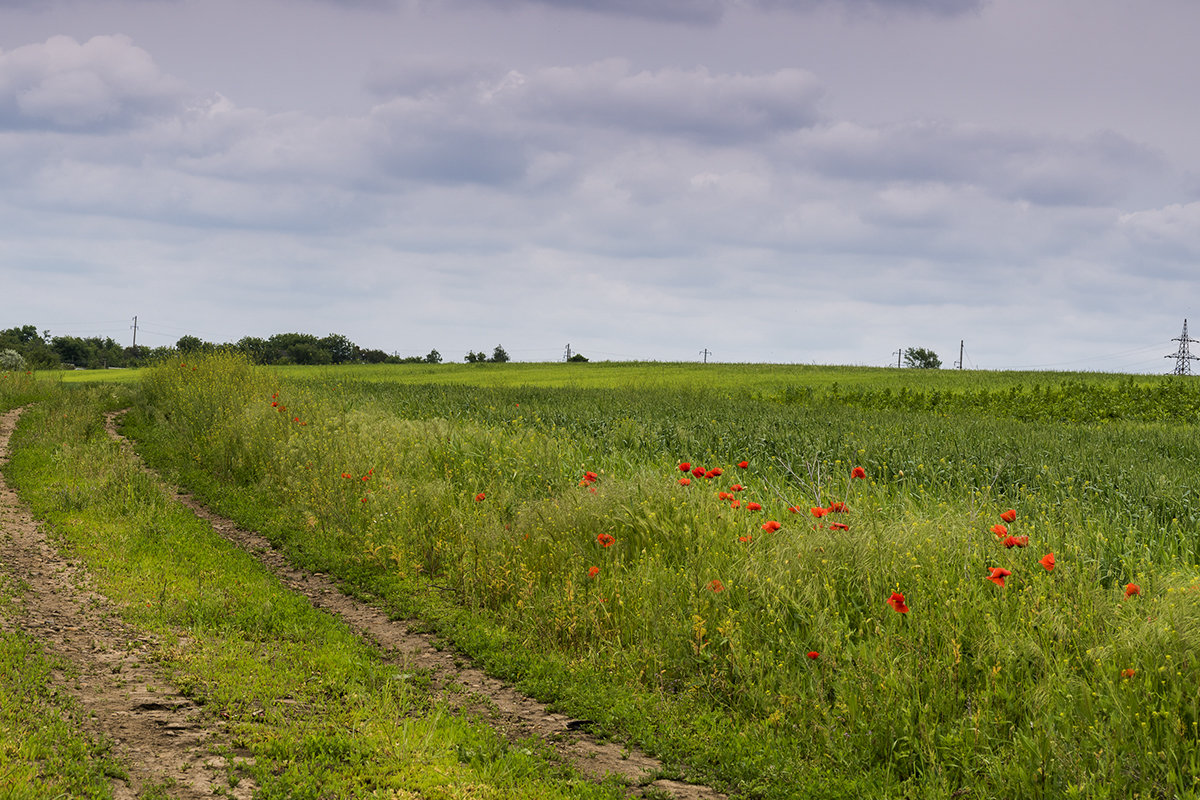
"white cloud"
0,34,186,130
1119,202,1200,263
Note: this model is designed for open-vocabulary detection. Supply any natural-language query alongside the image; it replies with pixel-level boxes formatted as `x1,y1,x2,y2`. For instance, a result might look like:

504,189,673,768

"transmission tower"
1166,319,1200,375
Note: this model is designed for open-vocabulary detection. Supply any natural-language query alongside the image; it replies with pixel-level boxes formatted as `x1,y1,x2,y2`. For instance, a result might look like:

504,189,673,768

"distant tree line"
0,324,514,370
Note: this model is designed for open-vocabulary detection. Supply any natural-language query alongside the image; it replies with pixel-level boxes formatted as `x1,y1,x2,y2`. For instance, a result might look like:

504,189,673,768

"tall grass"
128,355,1200,799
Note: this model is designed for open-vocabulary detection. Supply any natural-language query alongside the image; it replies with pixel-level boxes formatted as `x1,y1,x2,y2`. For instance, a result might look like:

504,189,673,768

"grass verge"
2,384,630,799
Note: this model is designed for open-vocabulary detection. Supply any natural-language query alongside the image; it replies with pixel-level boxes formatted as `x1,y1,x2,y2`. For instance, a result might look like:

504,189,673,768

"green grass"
0,379,126,798
274,360,1174,395
113,354,1200,799
0,578,127,799
2,383,631,799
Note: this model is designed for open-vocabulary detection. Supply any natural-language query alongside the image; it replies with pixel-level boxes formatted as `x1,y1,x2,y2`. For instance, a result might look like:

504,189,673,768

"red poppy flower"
718,491,732,501
730,499,741,509
986,567,1011,588
787,506,800,514
597,533,615,547
746,502,762,511
1121,668,1136,679
1000,509,1017,523
692,466,706,478
739,534,753,543
678,477,691,486
991,524,1008,538
679,462,691,472
709,467,723,477
830,522,849,531
810,507,828,518
738,461,749,469
709,579,725,593
583,471,599,483
828,502,848,513
588,566,600,579
761,520,782,533
886,592,909,614
271,401,278,407
341,472,352,479
704,470,716,479
474,492,486,502
730,484,745,492
807,651,820,660
851,466,866,479
1039,552,1055,571
1124,583,1141,598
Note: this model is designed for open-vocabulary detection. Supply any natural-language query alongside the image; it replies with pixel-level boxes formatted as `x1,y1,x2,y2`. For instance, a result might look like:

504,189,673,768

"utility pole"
564,343,572,361
699,348,711,364
131,315,138,349
1166,319,1200,375
954,339,964,369
894,348,903,368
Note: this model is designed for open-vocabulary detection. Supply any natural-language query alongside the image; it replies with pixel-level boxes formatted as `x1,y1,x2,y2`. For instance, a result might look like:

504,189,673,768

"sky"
2,0,1199,371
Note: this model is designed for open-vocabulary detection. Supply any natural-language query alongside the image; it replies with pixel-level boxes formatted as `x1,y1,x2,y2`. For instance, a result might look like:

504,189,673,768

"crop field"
4,358,1200,799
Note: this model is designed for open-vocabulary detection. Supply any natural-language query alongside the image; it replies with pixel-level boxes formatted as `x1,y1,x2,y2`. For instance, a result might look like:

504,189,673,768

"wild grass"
122,355,1200,799
3,384,629,799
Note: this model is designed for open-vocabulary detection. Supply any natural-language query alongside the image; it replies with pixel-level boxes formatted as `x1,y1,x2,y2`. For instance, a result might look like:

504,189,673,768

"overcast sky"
2,0,1198,371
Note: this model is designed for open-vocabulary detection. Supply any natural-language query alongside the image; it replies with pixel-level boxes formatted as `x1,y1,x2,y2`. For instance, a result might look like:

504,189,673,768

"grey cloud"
458,0,980,23
750,0,984,17
1119,202,1200,264
520,60,824,143
357,60,822,187
0,34,187,131
375,125,531,185
790,122,1164,207
462,0,725,23
363,58,494,98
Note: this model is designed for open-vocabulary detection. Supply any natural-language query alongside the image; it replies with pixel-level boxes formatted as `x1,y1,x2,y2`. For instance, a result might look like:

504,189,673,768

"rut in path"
102,411,727,800
0,407,257,799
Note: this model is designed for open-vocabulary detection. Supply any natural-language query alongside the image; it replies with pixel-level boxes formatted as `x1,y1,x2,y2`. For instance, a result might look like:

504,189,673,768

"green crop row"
115,354,1200,799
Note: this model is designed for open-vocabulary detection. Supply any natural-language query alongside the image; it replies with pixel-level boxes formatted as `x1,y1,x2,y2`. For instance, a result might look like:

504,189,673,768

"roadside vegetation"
0,378,629,799
104,354,1200,799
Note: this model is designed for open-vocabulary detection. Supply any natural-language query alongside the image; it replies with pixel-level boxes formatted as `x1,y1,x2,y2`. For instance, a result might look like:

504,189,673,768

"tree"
567,353,588,362
176,335,208,353
903,347,942,369
319,333,357,364
235,336,269,364
0,325,55,369
490,345,510,363
465,351,488,363
425,349,442,364
359,348,389,364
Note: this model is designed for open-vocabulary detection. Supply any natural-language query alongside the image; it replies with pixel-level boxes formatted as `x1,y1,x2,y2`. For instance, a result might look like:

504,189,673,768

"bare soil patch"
104,410,726,799
0,407,256,799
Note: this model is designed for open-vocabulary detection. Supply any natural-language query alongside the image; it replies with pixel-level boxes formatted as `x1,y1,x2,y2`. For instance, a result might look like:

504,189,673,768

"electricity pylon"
1166,319,1200,375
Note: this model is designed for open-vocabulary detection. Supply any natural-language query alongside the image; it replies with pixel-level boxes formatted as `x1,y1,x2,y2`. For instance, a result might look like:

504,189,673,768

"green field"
5,359,1200,799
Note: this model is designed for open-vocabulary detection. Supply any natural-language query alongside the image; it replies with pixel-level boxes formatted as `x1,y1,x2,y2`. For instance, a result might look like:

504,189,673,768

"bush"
0,349,26,371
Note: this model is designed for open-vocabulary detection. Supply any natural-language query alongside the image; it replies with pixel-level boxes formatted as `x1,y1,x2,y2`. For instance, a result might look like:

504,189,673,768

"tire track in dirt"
0,407,256,800
105,410,727,800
